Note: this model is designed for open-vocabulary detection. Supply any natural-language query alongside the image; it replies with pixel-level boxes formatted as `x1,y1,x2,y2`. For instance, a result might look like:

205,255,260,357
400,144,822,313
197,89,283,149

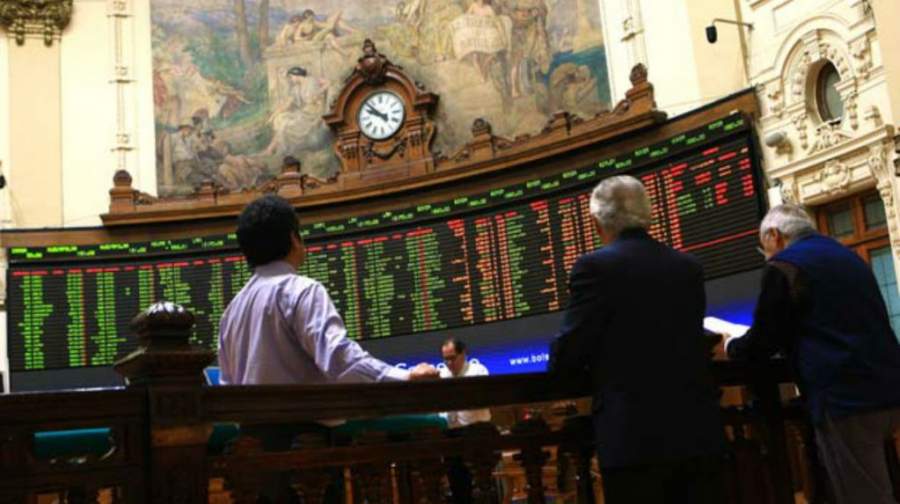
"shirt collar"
618,228,650,240
253,260,296,276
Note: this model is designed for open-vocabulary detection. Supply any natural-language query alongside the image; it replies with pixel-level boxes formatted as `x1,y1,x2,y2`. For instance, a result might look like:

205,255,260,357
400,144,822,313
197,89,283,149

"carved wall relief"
867,144,900,258
792,113,810,151
850,36,872,80
809,122,852,153
766,82,784,118
0,0,73,46
815,159,851,195
778,176,801,204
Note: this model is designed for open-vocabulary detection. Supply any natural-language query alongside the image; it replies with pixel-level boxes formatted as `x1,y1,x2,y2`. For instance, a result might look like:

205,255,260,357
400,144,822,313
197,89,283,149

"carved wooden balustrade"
0,301,845,504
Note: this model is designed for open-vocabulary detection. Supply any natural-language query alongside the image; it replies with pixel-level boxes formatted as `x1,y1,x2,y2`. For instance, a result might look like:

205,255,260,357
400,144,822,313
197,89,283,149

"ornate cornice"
0,0,73,46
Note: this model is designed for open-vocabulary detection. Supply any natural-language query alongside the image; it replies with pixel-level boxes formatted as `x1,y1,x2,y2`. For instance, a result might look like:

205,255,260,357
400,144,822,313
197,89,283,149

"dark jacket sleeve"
727,262,797,361
548,255,608,378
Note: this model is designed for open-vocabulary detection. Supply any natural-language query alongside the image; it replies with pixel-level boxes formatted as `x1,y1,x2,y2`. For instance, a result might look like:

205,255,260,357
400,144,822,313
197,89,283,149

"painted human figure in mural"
549,63,602,115
215,141,269,190
274,14,304,46
464,0,501,82
502,0,551,98
171,124,201,186
264,67,330,159
274,9,357,56
410,0,464,64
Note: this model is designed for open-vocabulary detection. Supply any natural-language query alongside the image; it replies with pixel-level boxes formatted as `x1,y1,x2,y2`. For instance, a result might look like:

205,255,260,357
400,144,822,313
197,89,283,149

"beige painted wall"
7,41,64,228
60,0,157,227
601,0,748,117
61,0,117,227
640,0,705,115
871,0,900,127
684,0,749,100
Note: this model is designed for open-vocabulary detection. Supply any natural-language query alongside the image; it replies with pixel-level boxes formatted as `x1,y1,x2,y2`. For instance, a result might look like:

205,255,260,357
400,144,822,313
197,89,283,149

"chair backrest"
203,367,221,386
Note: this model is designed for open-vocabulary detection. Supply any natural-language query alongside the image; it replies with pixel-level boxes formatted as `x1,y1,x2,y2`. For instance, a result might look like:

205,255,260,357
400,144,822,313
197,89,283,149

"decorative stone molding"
819,42,851,79
0,0,72,46
809,122,852,153
107,0,134,172
864,106,882,128
766,82,784,118
790,51,812,98
867,143,888,183
792,113,809,150
779,176,801,204
866,144,900,257
850,36,872,80
845,91,859,130
815,159,851,195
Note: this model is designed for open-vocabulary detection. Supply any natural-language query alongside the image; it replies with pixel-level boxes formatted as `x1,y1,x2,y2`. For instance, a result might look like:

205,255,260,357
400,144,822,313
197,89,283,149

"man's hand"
722,333,744,359
408,363,440,381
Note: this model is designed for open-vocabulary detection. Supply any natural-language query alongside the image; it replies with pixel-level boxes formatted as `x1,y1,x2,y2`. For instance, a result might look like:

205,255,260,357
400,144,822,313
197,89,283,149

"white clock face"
358,91,405,140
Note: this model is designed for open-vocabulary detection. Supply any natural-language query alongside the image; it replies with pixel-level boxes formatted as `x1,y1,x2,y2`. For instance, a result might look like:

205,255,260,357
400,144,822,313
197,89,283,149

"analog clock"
358,91,405,140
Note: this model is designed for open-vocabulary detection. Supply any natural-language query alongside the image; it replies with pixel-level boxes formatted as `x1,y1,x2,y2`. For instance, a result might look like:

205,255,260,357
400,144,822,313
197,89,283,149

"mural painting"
151,0,611,196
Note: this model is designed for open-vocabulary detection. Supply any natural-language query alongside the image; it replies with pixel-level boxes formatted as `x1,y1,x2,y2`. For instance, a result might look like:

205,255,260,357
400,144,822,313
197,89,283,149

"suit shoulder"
577,248,616,268
668,247,704,274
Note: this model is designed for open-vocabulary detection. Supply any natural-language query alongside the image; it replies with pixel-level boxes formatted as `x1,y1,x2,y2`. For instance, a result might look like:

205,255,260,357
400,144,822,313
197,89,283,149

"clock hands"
365,105,389,122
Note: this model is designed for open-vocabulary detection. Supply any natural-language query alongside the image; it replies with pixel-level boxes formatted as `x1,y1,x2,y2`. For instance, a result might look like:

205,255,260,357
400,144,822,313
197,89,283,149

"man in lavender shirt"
218,195,438,503
218,194,438,386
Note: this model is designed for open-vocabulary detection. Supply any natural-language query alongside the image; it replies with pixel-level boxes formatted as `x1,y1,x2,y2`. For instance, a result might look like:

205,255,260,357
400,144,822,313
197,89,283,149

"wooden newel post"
559,415,597,504
114,302,215,504
750,368,794,504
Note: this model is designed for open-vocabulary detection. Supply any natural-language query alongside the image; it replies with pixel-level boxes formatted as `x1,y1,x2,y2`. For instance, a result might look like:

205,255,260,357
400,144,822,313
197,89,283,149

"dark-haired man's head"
441,338,468,376
236,195,305,269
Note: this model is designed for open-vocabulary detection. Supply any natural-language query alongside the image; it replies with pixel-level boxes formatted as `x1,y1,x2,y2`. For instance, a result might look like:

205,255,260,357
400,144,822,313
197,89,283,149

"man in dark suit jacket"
726,204,900,504
549,175,726,504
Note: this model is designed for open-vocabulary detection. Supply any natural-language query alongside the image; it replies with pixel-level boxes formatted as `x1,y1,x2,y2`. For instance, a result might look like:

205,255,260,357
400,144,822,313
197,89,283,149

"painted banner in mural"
150,0,611,196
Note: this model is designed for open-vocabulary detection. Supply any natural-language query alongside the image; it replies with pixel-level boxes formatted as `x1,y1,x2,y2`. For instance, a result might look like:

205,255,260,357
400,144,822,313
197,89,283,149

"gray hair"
760,204,817,242
589,175,652,234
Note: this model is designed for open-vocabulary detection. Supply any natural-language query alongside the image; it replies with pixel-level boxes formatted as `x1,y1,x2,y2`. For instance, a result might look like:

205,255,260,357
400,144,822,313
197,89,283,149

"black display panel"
6,115,764,374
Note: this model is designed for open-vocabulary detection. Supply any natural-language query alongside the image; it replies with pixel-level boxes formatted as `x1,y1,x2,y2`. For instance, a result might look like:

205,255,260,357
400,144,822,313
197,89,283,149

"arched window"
816,62,843,123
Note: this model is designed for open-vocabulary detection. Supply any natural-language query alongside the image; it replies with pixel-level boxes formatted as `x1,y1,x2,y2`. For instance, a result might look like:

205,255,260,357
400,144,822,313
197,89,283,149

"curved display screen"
6,114,764,376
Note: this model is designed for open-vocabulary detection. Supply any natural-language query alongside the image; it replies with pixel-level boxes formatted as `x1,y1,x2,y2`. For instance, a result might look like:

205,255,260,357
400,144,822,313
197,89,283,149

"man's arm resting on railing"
726,263,797,361
298,282,412,382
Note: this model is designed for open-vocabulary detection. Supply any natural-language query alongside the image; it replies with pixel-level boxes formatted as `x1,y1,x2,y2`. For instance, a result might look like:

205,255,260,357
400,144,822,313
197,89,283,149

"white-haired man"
549,175,726,504
726,204,900,504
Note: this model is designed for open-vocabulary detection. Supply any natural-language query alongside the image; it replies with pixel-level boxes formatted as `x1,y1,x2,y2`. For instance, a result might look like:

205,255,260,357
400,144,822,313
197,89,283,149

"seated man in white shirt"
440,338,492,427
218,195,438,503
440,338,491,504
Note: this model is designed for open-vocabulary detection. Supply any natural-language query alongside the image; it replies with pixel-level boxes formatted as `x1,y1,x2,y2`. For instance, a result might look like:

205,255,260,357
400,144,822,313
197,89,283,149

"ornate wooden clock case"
323,39,439,189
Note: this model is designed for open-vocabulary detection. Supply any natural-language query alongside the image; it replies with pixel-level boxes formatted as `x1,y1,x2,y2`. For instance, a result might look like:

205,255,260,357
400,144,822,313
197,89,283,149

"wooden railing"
0,302,821,504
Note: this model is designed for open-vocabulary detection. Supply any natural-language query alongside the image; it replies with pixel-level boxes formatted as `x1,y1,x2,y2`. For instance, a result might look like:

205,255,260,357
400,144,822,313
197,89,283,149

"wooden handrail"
0,388,144,426
0,302,804,504
203,359,790,424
